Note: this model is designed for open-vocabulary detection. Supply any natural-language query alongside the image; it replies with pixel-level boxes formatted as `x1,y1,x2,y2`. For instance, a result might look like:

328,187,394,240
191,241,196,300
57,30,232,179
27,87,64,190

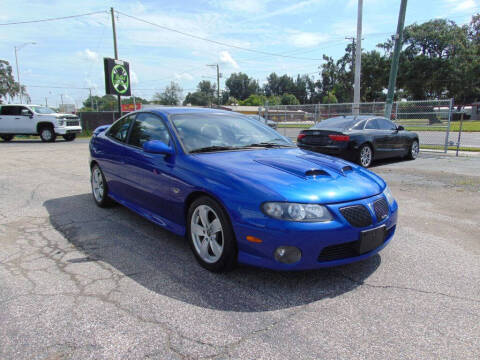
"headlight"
383,186,395,206
58,120,65,126
262,202,333,222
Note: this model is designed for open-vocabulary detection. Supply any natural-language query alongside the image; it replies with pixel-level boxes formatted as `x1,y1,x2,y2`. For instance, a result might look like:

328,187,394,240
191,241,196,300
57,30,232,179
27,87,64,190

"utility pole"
45,97,48,107
14,42,36,103
384,0,408,119
60,94,64,107
353,0,363,116
207,64,220,105
89,88,94,110
110,7,122,117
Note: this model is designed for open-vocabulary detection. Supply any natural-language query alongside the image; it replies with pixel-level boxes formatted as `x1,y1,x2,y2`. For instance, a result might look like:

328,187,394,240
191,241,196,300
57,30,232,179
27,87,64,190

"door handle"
15,117,20,119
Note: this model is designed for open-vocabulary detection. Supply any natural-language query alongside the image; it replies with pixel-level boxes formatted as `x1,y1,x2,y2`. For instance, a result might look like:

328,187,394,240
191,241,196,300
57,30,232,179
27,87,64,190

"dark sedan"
297,116,419,167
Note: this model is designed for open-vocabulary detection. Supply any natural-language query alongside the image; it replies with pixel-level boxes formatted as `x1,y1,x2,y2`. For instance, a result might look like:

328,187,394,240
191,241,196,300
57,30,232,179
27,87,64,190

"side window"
352,120,366,130
107,114,135,143
365,119,379,130
19,107,32,116
1,106,15,115
377,118,396,130
128,113,170,148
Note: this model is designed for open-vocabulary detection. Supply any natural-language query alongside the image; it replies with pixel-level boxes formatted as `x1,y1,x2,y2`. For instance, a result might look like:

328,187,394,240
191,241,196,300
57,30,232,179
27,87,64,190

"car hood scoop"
254,158,334,179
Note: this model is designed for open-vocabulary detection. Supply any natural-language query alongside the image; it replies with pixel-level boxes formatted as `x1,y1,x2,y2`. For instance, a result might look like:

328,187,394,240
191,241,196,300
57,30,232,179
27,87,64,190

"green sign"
104,58,131,96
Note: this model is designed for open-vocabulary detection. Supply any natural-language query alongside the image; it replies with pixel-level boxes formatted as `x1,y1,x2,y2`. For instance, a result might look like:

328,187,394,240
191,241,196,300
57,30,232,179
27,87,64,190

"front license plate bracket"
355,225,386,254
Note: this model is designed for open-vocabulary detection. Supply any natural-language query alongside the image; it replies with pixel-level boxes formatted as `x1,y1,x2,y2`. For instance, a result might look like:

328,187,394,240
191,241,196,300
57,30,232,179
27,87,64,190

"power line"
115,10,324,61
0,10,107,26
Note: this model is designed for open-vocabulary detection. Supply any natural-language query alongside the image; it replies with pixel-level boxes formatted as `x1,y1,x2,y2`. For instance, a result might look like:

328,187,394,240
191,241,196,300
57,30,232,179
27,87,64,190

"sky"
0,0,478,107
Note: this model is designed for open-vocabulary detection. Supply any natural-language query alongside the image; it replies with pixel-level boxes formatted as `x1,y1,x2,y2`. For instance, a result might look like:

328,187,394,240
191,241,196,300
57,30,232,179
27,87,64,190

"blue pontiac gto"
89,107,398,272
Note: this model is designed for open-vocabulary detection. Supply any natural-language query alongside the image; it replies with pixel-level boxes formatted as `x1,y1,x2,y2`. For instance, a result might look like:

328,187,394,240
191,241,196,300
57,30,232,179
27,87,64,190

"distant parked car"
0,104,82,142
247,115,277,129
297,115,419,168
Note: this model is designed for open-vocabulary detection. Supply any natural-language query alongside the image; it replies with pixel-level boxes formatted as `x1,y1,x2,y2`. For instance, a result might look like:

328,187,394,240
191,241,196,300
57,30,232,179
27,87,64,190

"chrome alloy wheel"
411,140,419,159
191,205,224,263
360,145,372,167
91,167,105,202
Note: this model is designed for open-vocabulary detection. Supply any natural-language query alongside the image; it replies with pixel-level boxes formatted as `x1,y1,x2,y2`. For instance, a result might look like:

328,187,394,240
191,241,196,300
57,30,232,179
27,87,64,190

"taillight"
297,133,306,141
328,134,350,142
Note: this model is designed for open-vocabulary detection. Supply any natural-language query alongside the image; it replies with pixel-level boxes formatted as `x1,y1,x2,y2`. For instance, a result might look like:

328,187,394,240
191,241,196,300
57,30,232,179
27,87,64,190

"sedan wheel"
407,140,419,160
187,197,237,272
358,144,373,168
91,165,113,207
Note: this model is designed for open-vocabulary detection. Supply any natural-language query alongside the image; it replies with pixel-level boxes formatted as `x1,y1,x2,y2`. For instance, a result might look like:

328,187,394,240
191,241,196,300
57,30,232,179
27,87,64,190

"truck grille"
339,205,372,228
66,121,79,126
373,198,389,222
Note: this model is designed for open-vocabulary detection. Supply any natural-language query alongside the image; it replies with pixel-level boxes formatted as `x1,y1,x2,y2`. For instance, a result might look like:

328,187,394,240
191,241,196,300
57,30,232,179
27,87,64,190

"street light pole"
207,64,220,105
353,0,363,116
14,42,36,103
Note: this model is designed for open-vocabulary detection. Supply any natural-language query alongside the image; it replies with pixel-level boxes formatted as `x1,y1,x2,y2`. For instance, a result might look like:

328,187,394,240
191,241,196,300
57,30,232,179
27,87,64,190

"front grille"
66,121,79,126
340,205,372,227
318,226,395,262
318,240,357,261
373,198,389,222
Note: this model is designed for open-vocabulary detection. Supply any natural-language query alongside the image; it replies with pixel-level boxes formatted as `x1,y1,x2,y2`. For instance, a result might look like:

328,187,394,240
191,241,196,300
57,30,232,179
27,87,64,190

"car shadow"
44,194,381,312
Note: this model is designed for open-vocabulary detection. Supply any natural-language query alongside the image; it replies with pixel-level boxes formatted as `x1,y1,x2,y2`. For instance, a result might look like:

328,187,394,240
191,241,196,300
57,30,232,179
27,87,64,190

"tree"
82,95,117,111
183,80,217,106
0,60,29,103
152,82,183,105
322,90,338,104
225,73,259,100
280,93,300,105
122,96,149,104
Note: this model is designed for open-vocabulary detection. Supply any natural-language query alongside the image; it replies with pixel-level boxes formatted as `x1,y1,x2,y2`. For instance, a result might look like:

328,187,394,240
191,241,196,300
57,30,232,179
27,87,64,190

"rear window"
0,106,18,115
312,117,359,130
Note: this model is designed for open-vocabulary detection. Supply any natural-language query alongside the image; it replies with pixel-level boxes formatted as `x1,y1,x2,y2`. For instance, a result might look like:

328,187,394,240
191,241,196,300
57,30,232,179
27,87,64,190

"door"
0,106,18,133
122,112,176,222
376,118,400,156
17,106,35,133
99,114,136,199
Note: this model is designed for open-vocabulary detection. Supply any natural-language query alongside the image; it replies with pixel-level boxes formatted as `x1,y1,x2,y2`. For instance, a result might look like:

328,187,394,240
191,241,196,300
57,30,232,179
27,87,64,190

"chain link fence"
260,99,471,152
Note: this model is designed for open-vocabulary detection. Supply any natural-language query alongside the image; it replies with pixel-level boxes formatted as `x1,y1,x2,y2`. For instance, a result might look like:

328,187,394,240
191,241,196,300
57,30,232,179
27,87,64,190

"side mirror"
143,140,174,155
397,125,404,131
21,109,32,117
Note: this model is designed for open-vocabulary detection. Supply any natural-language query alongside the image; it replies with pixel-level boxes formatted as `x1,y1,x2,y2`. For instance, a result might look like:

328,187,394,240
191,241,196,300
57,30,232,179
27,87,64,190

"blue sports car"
89,107,398,272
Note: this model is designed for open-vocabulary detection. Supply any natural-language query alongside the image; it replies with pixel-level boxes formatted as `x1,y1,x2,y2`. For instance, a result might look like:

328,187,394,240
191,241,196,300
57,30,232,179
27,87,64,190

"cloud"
77,49,100,62
444,0,477,12
174,72,194,80
219,51,239,68
211,0,269,13
288,31,330,47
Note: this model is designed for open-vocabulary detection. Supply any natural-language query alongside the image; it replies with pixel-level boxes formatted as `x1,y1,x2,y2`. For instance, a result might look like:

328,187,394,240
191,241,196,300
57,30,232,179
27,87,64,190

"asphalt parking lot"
1,139,479,360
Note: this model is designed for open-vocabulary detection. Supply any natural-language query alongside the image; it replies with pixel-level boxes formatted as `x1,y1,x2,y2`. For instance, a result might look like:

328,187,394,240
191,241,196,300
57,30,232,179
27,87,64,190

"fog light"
274,246,302,264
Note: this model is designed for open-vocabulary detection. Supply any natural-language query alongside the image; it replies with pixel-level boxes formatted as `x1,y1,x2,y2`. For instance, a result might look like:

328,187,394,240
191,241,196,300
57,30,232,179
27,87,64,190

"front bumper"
55,126,82,135
233,193,398,271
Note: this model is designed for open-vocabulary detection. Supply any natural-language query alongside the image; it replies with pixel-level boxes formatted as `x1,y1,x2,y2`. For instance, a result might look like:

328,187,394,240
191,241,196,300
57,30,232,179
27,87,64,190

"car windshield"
172,113,293,153
31,106,56,114
312,117,361,130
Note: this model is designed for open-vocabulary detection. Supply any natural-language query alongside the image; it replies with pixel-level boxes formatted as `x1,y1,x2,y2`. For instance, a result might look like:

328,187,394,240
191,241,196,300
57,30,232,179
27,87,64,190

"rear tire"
187,196,237,272
63,134,76,142
406,139,419,160
91,164,114,208
39,126,56,142
357,144,373,168
1,135,14,142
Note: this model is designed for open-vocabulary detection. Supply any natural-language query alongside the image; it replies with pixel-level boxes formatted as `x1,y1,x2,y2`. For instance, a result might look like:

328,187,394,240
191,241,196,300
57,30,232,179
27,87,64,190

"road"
279,127,480,148
0,139,479,359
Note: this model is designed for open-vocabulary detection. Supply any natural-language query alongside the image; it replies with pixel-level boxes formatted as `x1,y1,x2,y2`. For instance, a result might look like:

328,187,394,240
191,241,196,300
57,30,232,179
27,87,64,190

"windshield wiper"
243,142,293,148
190,145,240,153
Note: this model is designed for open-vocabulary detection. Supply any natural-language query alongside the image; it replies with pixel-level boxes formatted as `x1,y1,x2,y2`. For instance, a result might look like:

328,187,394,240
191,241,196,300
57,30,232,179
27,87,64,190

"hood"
190,148,385,204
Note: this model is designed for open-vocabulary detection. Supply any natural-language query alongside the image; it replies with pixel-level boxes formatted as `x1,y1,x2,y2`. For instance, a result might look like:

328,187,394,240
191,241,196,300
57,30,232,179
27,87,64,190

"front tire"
63,134,76,142
406,139,419,160
187,196,237,272
91,164,114,207
39,126,56,142
1,135,14,142
357,144,373,168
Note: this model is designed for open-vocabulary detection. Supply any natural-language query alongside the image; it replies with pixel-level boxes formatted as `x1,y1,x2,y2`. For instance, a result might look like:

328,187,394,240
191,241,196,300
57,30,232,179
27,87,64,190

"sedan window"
107,114,135,143
364,119,379,130
377,118,397,130
351,120,366,130
128,113,171,148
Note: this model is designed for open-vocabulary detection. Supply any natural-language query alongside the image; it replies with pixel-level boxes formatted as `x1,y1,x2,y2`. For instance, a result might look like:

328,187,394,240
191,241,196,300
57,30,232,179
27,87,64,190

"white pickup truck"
0,104,82,142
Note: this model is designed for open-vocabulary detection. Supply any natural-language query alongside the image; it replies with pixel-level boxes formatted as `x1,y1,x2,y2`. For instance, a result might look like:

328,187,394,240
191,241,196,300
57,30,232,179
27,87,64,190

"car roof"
327,115,380,121
0,104,40,106
147,107,240,116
